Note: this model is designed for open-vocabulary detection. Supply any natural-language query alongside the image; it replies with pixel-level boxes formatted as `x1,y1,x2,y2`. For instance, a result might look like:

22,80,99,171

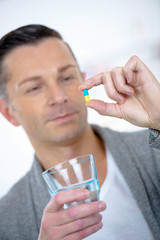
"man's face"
4,38,88,146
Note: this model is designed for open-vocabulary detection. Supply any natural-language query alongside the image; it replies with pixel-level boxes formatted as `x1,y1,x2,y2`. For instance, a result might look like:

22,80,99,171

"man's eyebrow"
18,64,77,87
18,76,43,87
58,64,77,72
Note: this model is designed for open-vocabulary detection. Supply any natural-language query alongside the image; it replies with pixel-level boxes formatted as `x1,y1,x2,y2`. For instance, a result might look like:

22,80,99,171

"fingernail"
118,97,125,104
97,222,103,229
98,202,106,211
128,89,134,95
82,189,90,198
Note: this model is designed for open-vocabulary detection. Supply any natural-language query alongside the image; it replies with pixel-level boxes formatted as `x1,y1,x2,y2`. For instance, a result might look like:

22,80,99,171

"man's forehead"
4,38,77,73
3,38,79,87
5,38,71,58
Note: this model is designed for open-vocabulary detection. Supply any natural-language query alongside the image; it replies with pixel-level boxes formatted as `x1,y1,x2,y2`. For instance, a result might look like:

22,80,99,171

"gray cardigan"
0,126,160,240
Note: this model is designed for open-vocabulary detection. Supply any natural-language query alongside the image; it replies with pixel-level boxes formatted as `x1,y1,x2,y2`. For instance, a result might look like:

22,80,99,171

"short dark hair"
0,24,78,100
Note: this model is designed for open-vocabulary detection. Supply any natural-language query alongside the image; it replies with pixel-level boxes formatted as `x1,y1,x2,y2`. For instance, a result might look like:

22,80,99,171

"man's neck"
33,124,105,172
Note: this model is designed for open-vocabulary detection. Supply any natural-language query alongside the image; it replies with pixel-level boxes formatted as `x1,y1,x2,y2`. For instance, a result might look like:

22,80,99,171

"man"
0,24,160,240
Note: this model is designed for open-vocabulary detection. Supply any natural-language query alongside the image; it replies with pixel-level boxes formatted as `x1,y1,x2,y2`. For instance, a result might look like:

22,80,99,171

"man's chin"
48,122,87,145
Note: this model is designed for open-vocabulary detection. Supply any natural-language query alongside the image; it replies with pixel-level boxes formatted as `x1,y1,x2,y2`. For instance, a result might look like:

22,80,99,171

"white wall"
0,0,160,197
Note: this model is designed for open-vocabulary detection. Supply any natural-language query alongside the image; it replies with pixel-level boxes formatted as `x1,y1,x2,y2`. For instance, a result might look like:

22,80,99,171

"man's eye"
27,86,41,93
63,76,73,81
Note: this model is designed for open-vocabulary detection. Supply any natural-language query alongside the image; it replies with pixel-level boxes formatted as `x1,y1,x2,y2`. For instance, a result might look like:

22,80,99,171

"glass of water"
42,154,99,209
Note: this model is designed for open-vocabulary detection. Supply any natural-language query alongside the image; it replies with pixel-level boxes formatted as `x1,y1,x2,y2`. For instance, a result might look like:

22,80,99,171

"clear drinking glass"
42,154,99,209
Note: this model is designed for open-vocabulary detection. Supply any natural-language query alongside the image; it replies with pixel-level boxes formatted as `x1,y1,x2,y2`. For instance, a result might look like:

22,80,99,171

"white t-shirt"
86,149,154,240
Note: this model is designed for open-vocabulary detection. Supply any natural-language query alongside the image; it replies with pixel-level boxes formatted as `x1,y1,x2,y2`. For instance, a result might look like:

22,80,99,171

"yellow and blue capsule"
83,89,90,102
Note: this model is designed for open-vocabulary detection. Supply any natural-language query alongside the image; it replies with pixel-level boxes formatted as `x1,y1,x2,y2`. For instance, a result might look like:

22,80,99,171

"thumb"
86,99,122,118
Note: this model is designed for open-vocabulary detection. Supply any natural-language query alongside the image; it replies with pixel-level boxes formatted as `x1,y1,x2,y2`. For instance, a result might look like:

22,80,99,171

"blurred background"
0,0,160,197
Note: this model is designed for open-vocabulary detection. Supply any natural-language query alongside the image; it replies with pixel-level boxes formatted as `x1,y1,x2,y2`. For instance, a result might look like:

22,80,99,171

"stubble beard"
50,118,88,146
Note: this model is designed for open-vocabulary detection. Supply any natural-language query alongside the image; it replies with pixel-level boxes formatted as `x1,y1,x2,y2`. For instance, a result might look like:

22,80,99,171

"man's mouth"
49,112,76,123
44,105,79,124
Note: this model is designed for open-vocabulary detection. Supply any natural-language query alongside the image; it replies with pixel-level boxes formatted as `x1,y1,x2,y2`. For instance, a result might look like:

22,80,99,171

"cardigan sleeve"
148,128,160,149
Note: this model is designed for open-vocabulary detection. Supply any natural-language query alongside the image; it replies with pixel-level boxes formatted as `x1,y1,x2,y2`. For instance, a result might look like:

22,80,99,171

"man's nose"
46,84,68,106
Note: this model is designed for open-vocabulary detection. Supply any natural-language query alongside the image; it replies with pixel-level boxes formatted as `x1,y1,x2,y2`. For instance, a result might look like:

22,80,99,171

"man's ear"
0,99,20,126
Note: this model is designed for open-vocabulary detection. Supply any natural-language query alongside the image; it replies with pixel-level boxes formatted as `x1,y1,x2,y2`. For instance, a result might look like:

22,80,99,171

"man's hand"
38,189,106,240
79,56,160,131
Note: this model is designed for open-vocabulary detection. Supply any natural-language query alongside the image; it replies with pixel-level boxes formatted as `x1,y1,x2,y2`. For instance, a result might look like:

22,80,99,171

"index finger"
45,189,90,213
125,55,146,72
124,55,158,86
79,73,105,91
